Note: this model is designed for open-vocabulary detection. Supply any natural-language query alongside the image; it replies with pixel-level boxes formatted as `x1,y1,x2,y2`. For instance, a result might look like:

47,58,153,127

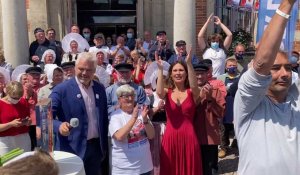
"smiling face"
170,63,187,85
75,59,96,86
267,52,292,99
118,93,135,112
96,52,105,65
52,69,64,85
70,41,78,52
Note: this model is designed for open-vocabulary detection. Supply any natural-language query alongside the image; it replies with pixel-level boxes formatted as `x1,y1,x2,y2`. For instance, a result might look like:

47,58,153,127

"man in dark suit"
50,52,108,175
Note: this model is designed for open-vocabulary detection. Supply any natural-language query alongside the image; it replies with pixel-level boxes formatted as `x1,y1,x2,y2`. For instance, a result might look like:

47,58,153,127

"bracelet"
276,9,290,19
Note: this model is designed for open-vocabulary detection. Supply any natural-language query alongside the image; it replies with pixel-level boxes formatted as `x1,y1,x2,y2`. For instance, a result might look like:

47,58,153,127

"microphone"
69,118,79,129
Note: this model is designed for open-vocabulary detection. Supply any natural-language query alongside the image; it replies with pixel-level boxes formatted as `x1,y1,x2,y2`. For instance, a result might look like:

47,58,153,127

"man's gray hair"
116,84,135,98
75,52,97,69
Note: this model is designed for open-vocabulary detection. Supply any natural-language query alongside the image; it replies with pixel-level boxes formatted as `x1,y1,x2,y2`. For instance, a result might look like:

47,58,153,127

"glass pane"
94,0,109,3
118,0,133,4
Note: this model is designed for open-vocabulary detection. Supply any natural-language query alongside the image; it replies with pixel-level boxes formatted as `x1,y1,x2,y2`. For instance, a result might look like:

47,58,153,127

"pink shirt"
75,77,99,140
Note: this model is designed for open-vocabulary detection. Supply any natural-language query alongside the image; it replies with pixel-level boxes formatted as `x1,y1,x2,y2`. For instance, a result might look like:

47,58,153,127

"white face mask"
7,96,20,104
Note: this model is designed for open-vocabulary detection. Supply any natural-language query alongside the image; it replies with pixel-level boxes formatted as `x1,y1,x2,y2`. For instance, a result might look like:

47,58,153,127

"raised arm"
197,13,213,52
213,16,233,51
185,47,200,103
254,0,295,75
156,52,167,99
112,106,139,141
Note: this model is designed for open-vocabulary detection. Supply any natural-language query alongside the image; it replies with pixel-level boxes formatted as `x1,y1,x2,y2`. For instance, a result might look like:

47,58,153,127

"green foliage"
221,29,252,55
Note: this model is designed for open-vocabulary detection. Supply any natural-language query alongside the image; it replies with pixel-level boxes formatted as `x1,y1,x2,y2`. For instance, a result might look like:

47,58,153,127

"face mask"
211,42,219,50
127,33,133,39
83,33,90,40
226,66,237,74
289,56,298,64
235,53,244,60
7,96,20,104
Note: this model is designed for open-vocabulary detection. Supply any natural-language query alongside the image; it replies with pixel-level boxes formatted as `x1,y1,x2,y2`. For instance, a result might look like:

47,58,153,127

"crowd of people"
0,0,300,175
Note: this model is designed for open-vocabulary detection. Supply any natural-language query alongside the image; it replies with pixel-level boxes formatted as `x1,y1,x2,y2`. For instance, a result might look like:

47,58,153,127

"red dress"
160,89,202,175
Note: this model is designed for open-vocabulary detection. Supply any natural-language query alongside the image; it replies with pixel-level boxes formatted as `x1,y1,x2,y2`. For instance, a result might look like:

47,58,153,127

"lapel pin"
96,94,99,99
77,94,81,98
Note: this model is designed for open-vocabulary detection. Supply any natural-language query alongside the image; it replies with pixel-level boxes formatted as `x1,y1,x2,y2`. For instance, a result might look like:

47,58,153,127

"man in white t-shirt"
234,1,300,175
89,33,110,63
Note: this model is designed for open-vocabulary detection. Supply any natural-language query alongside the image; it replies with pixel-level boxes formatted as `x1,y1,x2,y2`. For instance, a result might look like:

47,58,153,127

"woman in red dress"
156,47,203,175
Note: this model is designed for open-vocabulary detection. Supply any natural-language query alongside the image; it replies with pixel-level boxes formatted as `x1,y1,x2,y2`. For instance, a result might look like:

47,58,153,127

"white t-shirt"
152,92,164,108
292,71,298,84
89,46,110,63
203,48,226,77
109,109,153,175
234,68,300,175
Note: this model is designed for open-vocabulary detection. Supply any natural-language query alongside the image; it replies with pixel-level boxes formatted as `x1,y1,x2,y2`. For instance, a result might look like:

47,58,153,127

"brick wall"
195,0,207,58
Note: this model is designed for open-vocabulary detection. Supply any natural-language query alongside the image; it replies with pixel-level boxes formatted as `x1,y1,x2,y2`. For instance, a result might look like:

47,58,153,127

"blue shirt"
106,82,148,117
167,54,199,65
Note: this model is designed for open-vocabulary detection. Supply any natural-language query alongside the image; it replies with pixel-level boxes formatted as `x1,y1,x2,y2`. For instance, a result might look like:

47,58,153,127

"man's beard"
118,78,131,85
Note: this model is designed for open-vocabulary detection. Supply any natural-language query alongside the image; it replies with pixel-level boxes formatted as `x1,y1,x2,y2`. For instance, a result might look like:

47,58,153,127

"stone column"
136,0,144,38
173,0,196,51
1,0,29,67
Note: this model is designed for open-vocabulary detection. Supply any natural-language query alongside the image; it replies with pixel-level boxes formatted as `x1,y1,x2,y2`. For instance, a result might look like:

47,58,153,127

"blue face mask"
235,53,244,60
227,66,237,74
127,33,133,39
83,33,90,40
211,42,219,50
289,56,298,64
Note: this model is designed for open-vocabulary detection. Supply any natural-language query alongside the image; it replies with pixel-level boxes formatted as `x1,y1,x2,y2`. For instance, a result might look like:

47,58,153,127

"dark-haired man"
234,1,300,174
29,28,58,66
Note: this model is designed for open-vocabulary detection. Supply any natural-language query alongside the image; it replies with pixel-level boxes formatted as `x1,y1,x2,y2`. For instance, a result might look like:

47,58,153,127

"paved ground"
218,147,239,175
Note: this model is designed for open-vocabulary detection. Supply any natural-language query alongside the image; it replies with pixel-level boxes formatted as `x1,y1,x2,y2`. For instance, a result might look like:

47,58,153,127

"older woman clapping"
109,84,154,175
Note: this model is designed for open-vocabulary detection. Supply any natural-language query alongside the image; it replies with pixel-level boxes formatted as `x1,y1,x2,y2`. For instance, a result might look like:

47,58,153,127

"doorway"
76,0,137,39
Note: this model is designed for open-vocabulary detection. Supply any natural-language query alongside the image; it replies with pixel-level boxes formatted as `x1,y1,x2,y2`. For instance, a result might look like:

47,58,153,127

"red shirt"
0,98,30,136
133,69,145,85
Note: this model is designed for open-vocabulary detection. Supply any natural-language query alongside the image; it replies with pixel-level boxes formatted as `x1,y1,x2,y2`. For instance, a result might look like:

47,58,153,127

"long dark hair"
167,61,190,89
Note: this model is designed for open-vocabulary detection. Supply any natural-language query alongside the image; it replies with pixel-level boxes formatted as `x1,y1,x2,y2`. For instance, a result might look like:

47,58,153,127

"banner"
240,0,254,9
254,0,260,10
257,0,299,52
